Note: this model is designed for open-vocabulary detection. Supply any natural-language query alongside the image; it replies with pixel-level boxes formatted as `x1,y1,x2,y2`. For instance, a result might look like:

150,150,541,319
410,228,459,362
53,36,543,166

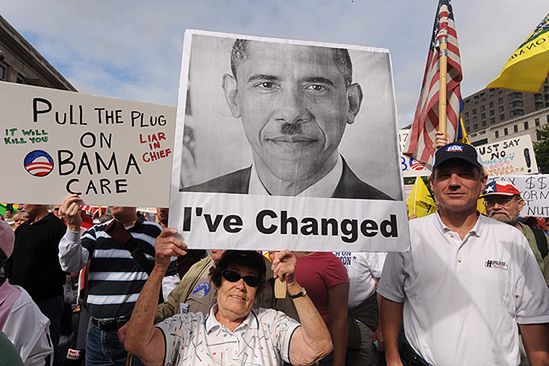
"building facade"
0,15,75,91
462,76,549,134
469,107,549,146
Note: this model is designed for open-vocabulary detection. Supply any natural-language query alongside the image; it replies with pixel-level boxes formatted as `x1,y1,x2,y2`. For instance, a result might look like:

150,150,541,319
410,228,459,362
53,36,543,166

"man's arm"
155,277,185,323
380,296,404,366
58,194,88,272
519,323,549,366
272,250,332,366
328,283,349,366
124,228,187,365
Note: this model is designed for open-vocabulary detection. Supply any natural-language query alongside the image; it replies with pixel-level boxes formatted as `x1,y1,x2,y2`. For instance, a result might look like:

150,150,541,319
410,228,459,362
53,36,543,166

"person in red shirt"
295,252,349,366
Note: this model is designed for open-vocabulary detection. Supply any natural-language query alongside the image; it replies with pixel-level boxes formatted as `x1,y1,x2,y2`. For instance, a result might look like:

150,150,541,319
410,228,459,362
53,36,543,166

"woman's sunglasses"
221,270,259,287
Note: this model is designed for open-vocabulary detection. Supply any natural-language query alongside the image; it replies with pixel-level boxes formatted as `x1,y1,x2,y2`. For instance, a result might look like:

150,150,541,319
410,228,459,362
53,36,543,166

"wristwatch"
288,287,307,299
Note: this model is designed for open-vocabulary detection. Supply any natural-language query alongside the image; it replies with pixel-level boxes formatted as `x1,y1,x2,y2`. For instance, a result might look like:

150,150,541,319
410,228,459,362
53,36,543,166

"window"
498,97,504,104
480,105,485,112
495,130,500,138
534,94,543,101
508,92,522,101
489,101,494,108
481,113,486,119
535,118,540,127
547,115,549,123
489,109,495,116
504,128,508,136
509,100,523,108
491,117,496,124
0,64,5,80
473,124,478,130
510,109,524,117
473,116,478,123
500,113,505,120
499,106,505,112
473,109,477,115
514,125,518,133
535,102,544,110
16,73,25,84
524,121,529,130
481,120,487,128
464,112,469,118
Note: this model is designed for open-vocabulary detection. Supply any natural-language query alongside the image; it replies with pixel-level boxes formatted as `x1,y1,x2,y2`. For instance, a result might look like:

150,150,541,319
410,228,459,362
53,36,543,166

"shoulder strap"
531,228,549,259
125,238,154,275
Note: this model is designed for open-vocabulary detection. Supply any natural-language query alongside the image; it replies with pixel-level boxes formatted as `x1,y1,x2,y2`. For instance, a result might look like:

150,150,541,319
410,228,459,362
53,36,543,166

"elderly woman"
124,228,332,366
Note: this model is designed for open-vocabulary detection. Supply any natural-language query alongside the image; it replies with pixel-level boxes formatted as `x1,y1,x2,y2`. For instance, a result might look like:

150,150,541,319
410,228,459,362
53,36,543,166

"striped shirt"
59,217,174,319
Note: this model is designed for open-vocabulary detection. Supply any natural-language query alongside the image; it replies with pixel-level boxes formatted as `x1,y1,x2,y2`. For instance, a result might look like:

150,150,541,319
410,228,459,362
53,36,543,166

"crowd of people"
0,140,548,366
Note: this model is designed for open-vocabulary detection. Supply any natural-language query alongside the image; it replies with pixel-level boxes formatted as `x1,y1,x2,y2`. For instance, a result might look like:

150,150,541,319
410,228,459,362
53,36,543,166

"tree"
534,124,549,174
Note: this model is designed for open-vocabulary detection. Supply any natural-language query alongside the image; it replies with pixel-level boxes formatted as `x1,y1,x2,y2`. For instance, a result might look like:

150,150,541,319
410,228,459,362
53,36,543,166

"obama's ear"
346,83,363,125
222,74,241,118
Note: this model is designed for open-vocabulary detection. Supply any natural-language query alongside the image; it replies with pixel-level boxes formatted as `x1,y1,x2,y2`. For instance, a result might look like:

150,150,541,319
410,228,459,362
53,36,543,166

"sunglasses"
221,270,259,287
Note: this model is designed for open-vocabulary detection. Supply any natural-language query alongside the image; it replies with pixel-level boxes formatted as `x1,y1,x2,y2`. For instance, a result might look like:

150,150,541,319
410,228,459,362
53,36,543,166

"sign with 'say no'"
0,81,175,207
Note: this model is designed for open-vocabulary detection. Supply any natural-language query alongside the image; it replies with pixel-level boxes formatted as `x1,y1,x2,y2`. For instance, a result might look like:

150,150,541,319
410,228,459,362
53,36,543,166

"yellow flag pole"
438,38,448,135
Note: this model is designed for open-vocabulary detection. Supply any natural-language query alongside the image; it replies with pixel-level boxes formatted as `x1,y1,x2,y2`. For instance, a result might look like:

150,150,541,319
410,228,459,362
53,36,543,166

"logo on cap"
446,145,464,152
23,150,54,177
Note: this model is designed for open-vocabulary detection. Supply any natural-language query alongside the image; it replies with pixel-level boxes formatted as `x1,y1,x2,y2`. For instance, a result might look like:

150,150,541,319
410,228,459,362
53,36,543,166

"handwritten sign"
0,81,175,207
487,175,549,217
398,131,538,178
477,135,538,176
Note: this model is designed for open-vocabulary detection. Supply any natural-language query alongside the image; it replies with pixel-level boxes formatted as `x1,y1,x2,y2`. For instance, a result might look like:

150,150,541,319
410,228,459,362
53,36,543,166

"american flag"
404,0,462,169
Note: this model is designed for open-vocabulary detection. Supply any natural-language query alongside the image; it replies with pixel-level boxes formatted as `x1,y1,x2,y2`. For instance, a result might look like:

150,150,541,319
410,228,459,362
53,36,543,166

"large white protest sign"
487,175,549,217
0,81,175,207
170,30,409,252
477,135,538,176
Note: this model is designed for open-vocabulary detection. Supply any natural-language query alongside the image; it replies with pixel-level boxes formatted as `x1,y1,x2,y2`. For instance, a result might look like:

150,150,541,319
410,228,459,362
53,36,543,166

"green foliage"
534,124,549,174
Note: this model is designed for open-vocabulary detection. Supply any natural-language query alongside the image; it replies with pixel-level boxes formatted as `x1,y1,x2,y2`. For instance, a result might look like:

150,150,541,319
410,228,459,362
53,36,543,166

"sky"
2,0,547,128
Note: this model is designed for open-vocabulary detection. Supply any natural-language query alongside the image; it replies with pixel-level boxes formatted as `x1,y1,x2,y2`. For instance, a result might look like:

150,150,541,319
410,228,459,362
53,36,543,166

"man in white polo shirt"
378,142,549,366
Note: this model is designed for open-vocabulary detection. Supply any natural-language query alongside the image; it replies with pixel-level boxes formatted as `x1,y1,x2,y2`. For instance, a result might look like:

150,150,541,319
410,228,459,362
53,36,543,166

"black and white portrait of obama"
181,37,394,200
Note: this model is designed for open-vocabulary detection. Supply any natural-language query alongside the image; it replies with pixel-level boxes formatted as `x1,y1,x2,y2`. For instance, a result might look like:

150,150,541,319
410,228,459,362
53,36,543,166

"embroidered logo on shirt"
191,282,210,298
485,260,508,270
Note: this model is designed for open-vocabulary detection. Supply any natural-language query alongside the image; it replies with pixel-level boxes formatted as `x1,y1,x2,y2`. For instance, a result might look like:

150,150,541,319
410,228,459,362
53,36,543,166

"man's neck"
439,208,479,240
30,210,49,224
115,215,137,228
253,153,339,196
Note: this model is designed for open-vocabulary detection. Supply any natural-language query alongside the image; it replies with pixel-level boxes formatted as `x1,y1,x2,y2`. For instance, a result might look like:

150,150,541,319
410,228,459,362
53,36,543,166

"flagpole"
438,37,448,135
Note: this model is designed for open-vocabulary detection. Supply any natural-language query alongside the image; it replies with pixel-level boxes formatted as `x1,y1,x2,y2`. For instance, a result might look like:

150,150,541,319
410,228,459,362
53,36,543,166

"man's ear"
222,74,241,118
346,82,363,125
518,198,526,211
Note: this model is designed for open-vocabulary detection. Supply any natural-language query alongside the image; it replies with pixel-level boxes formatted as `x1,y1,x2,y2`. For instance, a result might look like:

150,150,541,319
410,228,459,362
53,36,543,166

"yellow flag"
487,13,549,92
477,198,486,215
407,177,437,218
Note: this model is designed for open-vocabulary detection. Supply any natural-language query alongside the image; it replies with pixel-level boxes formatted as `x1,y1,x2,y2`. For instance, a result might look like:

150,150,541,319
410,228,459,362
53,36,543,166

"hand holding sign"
271,250,298,298
154,228,187,268
60,194,84,231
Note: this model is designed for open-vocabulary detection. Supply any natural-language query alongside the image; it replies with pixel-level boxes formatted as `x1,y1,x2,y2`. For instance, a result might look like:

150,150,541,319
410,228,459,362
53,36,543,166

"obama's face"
223,41,362,183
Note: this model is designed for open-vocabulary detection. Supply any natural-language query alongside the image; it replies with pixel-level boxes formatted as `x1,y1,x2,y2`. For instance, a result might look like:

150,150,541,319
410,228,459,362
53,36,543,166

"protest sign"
399,130,430,177
487,175,549,217
398,132,538,178
0,81,175,207
477,134,538,176
170,30,409,252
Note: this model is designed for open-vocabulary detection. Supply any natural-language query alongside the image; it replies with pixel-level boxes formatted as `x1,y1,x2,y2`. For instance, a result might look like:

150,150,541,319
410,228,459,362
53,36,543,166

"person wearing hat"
124,231,333,366
0,220,53,366
484,180,549,285
379,142,549,366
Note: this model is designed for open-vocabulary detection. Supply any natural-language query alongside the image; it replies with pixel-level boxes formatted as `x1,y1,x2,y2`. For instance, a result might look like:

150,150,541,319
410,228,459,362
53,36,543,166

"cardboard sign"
0,81,175,207
477,135,538,176
487,175,549,217
170,30,409,252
